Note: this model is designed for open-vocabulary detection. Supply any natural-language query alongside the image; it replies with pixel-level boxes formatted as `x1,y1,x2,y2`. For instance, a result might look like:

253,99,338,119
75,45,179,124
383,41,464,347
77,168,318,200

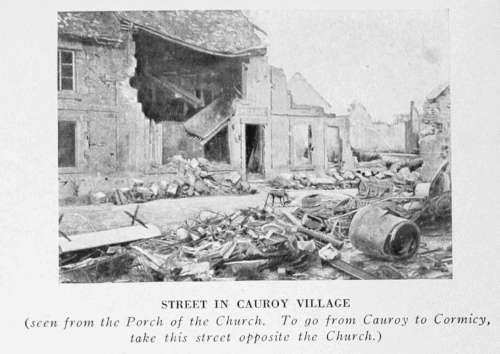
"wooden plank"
59,224,162,254
281,210,343,249
326,259,378,280
143,74,204,108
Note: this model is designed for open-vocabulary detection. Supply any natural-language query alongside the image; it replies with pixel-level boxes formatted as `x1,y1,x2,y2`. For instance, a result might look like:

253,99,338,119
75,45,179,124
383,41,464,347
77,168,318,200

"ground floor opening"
245,124,265,178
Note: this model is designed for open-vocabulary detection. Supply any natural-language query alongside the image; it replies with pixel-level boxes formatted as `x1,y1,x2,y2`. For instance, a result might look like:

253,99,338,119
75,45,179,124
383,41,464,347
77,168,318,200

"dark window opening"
204,126,230,163
58,50,74,91
58,121,76,167
245,124,264,174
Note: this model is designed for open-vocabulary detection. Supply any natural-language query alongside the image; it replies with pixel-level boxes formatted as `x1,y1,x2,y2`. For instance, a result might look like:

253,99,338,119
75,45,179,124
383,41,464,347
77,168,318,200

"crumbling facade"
419,83,450,180
348,102,414,153
58,11,353,198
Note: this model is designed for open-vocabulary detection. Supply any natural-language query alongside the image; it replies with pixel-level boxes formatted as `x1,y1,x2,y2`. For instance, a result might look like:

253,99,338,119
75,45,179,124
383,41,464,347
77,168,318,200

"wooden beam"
59,224,162,253
142,73,204,108
326,259,378,280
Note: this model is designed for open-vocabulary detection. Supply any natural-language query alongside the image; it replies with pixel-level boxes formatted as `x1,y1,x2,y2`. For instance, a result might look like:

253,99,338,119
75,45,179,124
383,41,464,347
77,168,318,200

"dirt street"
60,189,358,235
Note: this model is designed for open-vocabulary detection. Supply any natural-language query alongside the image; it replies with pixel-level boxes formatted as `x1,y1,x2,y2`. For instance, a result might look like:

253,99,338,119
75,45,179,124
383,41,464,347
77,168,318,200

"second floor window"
58,50,74,91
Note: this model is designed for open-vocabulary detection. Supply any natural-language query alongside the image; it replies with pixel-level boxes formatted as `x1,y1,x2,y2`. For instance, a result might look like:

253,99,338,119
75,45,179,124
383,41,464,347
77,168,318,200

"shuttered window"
58,50,75,91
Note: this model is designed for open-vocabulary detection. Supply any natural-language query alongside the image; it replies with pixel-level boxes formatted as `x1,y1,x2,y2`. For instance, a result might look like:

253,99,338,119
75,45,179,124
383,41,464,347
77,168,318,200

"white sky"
247,10,449,122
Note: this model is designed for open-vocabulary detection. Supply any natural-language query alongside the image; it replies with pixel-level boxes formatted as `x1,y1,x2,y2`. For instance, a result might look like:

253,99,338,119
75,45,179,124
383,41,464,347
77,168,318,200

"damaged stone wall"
265,64,354,176
161,121,204,161
327,115,355,170
419,86,450,181
58,32,159,199
348,102,407,152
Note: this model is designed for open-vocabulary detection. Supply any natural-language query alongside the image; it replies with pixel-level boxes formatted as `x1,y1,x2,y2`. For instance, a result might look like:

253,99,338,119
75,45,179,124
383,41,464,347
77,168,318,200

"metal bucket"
348,206,420,260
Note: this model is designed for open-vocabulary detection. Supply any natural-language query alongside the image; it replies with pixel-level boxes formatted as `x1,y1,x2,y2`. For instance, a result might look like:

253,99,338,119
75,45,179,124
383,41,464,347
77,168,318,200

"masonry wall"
161,121,204,161
58,34,161,198
420,87,451,180
348,103,407,152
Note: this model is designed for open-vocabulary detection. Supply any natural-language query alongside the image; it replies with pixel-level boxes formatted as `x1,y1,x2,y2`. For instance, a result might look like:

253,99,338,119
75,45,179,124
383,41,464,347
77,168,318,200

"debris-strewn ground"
60,155,257,206
59,183,452,282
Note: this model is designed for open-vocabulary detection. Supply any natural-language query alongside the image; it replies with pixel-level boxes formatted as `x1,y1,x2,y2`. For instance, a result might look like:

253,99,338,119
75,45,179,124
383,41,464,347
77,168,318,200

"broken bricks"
60,178,449,282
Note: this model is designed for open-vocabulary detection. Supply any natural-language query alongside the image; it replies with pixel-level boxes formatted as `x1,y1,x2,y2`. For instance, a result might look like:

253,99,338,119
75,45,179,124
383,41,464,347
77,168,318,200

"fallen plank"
281,210,343,249
326,259,378,280
59,224,162,254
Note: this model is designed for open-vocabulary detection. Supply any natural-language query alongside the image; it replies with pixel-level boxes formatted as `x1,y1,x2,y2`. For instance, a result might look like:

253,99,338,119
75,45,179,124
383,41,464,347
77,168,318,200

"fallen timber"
59,162,452,282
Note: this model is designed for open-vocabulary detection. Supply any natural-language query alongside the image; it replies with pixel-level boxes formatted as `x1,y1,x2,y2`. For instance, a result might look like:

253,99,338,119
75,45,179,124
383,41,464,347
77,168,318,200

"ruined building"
58,11,352,193
419,83,450,180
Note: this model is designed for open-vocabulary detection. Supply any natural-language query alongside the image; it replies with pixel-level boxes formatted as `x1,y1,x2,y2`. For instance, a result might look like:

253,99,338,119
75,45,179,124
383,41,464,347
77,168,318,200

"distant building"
347,102,408,153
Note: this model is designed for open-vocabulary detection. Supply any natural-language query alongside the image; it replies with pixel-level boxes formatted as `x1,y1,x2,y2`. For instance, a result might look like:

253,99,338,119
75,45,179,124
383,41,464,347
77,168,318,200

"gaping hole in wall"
245,124,264,175
131,31,242,165
326,126,342,165
204,126,230,163
58,121,76,167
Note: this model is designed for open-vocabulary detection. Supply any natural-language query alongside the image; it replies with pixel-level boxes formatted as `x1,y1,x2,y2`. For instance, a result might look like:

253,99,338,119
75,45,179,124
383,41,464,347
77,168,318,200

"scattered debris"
269,155,424,195
318,244,340,261
84,156,258,206
59,160,452,282
326,259,379,280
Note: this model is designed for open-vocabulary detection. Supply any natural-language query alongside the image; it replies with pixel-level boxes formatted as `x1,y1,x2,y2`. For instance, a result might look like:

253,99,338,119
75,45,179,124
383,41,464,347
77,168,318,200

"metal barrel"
348,206,420,260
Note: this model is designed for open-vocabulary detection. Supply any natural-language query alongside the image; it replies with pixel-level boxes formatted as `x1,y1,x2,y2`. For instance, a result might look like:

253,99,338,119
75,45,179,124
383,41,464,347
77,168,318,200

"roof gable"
288,72,333,112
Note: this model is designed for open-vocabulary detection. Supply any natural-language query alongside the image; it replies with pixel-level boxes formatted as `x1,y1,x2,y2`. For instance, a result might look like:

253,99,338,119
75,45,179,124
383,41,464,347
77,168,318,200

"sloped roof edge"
426,82,450,101
58,11,267,57
116,11,267,58
289,72,332,109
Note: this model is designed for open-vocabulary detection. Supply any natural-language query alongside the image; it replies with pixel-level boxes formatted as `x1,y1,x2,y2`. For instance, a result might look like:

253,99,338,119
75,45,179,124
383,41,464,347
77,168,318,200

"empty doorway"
325,126,342,165
245,124,265,178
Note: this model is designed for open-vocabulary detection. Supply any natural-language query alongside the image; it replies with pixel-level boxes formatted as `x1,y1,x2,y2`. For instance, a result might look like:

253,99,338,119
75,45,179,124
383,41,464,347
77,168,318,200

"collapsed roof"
58,11,125,43
58,11,267,57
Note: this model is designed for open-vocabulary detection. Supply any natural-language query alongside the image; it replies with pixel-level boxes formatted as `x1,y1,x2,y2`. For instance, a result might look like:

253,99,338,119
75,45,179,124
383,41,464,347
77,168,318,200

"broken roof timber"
184,97,234,142
142,73,204,109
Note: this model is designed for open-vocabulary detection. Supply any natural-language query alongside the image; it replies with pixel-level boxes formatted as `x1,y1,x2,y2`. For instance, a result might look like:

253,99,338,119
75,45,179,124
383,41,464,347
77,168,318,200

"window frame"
291,121,314,169
58,114,82,173
325,124,343,167
58,49,76,92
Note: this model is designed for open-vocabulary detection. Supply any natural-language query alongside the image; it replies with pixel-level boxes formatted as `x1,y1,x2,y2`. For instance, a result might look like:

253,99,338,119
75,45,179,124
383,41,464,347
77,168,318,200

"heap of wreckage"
59,159,451,282
89,155,257,205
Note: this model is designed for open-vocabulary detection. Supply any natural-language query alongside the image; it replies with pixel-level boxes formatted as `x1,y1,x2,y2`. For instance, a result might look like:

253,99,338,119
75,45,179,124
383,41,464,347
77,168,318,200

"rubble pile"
269,156,424,198
270,172,358,190
92,156,257,205
60,180,452,283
